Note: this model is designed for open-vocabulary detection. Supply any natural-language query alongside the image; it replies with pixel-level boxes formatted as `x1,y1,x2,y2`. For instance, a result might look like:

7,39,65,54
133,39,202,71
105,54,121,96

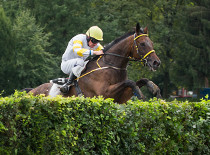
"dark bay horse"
29,23,161,104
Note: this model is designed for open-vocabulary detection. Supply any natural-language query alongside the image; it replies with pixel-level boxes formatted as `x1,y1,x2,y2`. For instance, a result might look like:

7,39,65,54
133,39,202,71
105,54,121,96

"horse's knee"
125,80,144,100
136,78,149,88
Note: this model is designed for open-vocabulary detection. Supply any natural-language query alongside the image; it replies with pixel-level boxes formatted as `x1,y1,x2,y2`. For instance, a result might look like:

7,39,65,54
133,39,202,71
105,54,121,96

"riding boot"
60,73,77,94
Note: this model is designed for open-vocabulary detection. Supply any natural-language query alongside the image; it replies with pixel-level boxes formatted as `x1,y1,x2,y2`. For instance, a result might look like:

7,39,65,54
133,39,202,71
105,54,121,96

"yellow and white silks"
61,34,103,76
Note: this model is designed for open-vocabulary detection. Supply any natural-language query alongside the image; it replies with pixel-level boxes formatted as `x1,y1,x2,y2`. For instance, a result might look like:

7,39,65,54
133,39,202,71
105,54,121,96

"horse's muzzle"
147,59,161,71
153,60,161,70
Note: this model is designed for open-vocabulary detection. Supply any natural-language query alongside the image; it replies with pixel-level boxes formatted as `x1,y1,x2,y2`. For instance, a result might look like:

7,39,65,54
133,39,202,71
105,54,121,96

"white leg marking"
49,84,61,97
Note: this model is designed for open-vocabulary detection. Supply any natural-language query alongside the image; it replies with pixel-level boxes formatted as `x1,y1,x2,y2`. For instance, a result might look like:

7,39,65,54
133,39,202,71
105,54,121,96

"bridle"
103,33,155,66
133,33,155,66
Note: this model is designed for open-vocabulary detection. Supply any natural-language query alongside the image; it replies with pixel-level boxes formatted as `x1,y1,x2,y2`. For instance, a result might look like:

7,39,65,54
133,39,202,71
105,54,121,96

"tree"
171,0,210,90
0,7,16,96
23,0,96,56
13,10,59,90
143,0,193,98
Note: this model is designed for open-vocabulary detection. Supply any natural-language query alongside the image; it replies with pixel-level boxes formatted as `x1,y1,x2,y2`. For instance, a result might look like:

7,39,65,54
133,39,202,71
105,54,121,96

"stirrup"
60,83,73,94
60,73,76,94
60,85,68,94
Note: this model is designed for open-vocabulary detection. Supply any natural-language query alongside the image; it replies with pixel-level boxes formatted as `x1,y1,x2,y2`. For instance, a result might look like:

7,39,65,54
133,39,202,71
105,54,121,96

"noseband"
133,33,155,65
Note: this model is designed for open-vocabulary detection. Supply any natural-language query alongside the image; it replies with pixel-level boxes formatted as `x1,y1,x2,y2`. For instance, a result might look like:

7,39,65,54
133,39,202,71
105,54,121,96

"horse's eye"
140,43,145,47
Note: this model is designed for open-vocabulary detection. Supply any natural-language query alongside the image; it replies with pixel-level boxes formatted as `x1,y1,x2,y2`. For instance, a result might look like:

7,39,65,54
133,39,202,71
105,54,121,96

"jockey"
60,26,104,93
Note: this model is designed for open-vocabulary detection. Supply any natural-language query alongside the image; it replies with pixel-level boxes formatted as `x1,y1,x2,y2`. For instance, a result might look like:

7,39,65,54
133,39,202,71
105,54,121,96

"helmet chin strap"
86,36,91,46
87,30,92,47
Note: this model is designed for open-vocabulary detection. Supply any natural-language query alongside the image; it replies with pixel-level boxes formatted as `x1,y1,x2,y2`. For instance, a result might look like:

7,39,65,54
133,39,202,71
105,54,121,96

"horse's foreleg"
136,78,162,98
107,80,145,104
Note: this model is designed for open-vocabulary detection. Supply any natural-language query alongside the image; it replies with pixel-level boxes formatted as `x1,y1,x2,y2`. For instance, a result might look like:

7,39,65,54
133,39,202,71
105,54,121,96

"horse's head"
131,23,161,71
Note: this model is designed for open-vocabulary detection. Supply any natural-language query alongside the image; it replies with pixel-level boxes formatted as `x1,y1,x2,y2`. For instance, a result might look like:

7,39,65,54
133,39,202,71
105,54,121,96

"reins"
103,53,140,62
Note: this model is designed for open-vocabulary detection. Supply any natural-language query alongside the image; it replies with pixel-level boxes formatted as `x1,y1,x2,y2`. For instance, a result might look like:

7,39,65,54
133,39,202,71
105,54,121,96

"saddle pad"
49,83,62,97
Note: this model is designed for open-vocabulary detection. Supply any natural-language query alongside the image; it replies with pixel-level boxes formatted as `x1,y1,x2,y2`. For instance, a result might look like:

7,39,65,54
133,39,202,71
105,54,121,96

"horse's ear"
143,26,149,34
135,23,141,34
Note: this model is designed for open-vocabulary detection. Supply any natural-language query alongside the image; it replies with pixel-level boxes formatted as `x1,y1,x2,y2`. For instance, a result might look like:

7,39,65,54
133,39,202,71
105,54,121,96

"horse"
28,23,161,104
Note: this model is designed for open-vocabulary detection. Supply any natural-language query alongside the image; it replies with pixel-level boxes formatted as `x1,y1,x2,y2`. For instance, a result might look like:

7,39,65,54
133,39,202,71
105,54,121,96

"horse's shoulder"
85,56,100,67
86,55,100,62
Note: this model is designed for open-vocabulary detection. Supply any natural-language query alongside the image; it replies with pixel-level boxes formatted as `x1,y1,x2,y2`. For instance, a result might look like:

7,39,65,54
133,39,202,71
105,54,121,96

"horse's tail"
20,88,33,93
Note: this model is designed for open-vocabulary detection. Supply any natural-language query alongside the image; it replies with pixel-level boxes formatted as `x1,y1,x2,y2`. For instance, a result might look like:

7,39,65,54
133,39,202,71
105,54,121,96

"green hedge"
0,91,209,154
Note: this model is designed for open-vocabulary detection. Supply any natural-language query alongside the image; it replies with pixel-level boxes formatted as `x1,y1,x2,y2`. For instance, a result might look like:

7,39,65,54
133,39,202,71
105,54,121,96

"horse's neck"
104,36,133,68
109,36,133,56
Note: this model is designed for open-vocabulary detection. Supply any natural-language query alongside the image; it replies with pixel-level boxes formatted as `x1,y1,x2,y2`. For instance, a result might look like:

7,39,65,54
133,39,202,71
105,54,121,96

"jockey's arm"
93,50,104,55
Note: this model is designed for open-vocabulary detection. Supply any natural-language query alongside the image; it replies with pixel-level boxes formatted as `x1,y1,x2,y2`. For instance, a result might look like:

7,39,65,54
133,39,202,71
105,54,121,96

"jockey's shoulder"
73,34,86,40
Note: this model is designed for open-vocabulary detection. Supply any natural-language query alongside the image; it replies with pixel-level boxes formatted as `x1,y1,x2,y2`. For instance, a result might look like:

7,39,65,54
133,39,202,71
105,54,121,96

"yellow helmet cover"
86,26,103,41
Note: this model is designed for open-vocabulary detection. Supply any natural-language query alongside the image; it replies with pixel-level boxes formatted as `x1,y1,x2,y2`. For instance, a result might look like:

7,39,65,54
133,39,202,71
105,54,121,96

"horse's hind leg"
107,80,145,104
136,78,162,98
20,88,34,93
28,83,53,96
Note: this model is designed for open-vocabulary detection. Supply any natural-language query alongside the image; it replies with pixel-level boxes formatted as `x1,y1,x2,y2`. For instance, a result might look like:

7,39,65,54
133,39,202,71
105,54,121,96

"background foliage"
0,0,209,97
0,91,209,154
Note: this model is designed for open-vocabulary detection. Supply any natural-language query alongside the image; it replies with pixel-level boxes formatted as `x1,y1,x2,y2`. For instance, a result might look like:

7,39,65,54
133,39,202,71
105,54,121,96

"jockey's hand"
93,50,104,55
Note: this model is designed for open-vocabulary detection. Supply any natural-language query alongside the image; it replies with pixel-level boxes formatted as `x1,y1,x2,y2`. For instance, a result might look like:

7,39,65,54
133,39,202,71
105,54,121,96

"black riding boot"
60,73,77,94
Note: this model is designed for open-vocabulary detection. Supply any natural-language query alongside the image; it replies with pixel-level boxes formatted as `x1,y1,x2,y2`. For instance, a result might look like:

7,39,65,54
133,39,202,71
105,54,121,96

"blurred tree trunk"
163,72,170,98
204,77,209,88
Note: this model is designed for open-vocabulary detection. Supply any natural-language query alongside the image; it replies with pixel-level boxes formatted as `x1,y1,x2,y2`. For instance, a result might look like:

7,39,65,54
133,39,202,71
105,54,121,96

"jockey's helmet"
86,26,103,41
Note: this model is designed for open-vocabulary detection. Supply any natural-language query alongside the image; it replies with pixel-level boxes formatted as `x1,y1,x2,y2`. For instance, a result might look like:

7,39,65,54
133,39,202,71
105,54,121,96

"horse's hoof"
78,93,83,97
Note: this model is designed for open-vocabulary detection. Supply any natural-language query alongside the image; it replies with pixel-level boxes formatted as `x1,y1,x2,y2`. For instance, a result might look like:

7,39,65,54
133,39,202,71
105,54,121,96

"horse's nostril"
153,60,160,67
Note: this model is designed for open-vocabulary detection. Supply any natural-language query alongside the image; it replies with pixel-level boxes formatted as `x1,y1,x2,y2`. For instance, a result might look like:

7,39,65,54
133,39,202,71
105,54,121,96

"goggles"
91,37,99,44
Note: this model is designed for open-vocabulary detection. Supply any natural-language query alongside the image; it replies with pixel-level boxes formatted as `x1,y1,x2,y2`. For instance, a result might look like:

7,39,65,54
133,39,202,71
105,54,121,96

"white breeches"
61,58,85,74
61,58,88,77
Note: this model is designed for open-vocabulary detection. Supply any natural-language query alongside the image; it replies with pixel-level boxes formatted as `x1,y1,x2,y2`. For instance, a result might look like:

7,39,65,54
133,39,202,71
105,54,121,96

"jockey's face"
88,40,98,48
88,37,99,48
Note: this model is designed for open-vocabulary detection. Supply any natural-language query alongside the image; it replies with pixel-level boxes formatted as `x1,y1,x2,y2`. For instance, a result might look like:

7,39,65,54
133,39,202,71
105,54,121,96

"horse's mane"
87,31,135,62
103,31,135,53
